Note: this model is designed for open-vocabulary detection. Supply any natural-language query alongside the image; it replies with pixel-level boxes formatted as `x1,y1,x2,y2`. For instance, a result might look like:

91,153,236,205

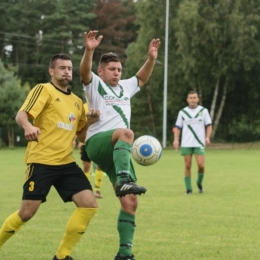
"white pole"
163,0,169,148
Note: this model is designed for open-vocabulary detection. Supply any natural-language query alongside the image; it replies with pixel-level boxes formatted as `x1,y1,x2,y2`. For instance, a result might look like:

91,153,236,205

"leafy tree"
92,0,137,68
124,0,180,142
173,0,260,139
0,60,26,147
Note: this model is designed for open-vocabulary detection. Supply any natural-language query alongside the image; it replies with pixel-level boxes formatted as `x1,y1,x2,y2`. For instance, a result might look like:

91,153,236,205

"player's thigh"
194,154,205,166
86,130,115,172
23,163,58,202
54,162,92,202
82,160,91,172
181,147,194,156
72,189,98,208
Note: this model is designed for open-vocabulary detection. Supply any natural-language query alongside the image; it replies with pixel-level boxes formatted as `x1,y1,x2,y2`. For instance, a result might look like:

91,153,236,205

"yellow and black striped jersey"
21,83,86,165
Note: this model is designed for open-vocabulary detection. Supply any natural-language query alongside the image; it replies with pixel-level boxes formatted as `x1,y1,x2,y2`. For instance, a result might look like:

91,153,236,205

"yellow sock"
55,208,97,258
0,210,25,249
94,169,103,192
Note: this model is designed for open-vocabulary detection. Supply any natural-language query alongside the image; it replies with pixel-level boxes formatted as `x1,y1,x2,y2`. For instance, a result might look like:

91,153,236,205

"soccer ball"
131,135,162,166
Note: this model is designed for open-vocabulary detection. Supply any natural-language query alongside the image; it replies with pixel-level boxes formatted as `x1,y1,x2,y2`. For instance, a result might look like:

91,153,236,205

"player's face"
98,61,122,87
187,93,199,108
49,59,73,87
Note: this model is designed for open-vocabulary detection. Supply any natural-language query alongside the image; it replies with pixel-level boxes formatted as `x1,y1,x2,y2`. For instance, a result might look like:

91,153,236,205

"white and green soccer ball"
131,135,162,166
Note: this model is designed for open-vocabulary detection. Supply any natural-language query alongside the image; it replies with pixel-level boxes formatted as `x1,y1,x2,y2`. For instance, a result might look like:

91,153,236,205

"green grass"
0,148,260,260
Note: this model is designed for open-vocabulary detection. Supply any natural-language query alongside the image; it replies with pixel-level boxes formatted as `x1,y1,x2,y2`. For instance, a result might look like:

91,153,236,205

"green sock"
117,210,135,257
184,176,192,191
113,141,131,185
197,173,204,185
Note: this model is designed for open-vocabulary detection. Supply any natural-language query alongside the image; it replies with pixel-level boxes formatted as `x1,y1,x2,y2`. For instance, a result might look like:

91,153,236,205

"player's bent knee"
114,128,134,142
18,210,36,222
119,194,138,214
123,129,134,140
72,189,99,208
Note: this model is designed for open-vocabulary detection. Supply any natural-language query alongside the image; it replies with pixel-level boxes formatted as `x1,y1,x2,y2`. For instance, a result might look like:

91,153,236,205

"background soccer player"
173,91,212,195
77,102,104,199
0,54,100,260
80,30,160,260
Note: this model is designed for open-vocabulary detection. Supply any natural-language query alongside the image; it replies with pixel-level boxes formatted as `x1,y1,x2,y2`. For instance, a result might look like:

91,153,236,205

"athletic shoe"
52,256,74,260
114,253,135,260
115,180,147,197
197,184,204,193
94,190,103,198
186,189,192,195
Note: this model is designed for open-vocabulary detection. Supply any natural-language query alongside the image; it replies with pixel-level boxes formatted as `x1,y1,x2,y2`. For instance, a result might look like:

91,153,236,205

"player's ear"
49,67,53,76
97,67,102,76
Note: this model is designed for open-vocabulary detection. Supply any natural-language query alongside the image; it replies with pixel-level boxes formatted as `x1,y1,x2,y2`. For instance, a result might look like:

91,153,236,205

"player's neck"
188,104,199,109
51,81,68,93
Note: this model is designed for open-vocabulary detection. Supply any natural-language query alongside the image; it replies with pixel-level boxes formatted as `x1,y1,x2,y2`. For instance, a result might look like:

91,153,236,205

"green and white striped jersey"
83,72,140,140
175,105,212,147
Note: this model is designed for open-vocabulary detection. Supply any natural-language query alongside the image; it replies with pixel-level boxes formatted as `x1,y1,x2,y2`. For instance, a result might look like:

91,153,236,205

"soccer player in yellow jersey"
0,54,100,260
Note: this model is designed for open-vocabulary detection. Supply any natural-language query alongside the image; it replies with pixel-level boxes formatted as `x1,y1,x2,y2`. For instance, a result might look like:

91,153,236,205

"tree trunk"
212,81,227,139
210,77,220,121
145,86,156,136
7,126,14,148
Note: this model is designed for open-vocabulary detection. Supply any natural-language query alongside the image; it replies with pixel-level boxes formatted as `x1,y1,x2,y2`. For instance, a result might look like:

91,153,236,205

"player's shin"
117,210,135,257
0,210,25,249
113,140,132,185
55,207,97,259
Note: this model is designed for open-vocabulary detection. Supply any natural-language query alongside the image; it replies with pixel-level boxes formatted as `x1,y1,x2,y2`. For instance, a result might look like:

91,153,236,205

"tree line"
0,0,260,147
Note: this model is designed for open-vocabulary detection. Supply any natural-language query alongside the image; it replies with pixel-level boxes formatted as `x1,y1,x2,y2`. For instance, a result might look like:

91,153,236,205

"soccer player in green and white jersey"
173,91,212,195
80,30,161,260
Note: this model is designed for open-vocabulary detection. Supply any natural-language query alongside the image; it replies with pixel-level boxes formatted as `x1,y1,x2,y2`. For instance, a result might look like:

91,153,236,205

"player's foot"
94,190,103,198
115,180,147,197
197,183,204,193
186,189,192,195
114,253,135,260
52,256,74,260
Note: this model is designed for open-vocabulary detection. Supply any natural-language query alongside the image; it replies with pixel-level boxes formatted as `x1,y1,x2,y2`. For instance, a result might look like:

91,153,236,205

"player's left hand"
148,38,161,60
205,137,210,146
84,30,103,51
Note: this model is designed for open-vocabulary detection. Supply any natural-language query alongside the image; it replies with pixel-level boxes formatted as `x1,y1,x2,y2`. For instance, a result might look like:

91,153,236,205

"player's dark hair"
99,52,120,67
187,90,199,97
49,54,71,68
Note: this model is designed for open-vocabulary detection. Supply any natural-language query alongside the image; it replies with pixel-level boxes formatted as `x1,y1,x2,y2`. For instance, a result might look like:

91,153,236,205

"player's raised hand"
84,30,103,51
148,38,161,60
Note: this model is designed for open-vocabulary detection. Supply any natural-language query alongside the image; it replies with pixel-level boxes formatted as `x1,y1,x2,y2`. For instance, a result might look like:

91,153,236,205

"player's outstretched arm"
80,30,103,85
136,38,161,87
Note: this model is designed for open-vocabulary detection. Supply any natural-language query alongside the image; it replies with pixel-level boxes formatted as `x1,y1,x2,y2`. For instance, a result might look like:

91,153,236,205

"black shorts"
23,162,92,203
80,144,91,162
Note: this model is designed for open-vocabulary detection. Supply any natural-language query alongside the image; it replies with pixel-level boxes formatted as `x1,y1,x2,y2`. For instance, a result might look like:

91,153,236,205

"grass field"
0,148,260,260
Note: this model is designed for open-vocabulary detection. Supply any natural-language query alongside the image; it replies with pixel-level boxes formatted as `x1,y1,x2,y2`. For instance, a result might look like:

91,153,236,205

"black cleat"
186,189,192,195
52,256,74,260
197,184,204,193
114,253,135,260
115,180,146,197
